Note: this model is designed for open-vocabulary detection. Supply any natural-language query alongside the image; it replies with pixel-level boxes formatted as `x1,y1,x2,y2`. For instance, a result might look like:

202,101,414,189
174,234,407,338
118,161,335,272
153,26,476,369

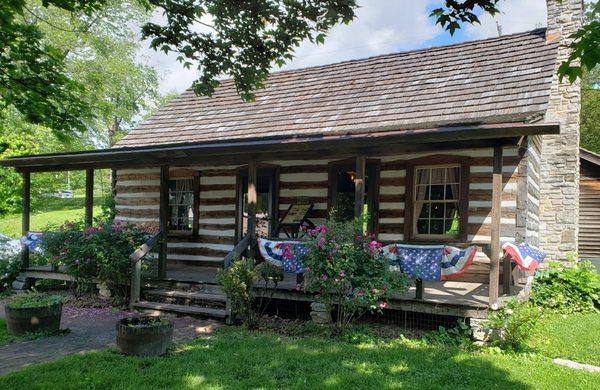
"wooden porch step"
133,301,229,319
144,289,227,308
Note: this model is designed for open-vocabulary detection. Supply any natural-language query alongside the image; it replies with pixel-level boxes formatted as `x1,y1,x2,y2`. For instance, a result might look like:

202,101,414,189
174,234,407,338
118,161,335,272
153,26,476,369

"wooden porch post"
158,165,169,279
85,169,94,227
489,146,503,307
21,171,31,270
354,155,366,220
247,160,258,256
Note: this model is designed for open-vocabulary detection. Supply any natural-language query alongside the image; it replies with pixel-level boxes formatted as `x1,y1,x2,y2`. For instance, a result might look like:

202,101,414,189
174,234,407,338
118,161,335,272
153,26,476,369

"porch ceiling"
0,121,559,172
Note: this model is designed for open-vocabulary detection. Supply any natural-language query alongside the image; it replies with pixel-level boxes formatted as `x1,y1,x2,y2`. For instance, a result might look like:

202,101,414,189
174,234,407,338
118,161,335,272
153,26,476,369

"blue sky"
145,0,548,94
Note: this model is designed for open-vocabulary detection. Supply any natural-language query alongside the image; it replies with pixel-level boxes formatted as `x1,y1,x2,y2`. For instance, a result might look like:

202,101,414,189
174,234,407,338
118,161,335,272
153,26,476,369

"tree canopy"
1,0,599,137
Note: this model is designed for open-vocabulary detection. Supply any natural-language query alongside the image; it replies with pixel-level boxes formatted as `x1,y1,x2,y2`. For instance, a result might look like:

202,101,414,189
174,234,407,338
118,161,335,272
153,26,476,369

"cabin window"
405,157,469,242
328,160,380,233
168,178,195,232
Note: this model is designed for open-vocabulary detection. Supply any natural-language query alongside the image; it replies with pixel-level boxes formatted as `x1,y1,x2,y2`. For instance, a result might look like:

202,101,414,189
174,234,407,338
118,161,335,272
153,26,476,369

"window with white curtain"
168,179,194,231
413,165,461,238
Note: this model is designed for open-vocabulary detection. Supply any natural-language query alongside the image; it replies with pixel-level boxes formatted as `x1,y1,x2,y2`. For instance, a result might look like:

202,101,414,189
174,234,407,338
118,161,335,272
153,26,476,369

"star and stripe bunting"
382,244,477,281
257,238,308,274
502,242,546,271
258,238,477,280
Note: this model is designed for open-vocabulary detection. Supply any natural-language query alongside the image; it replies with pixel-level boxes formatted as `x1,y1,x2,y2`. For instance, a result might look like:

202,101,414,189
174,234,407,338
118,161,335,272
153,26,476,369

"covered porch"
1,121,558,318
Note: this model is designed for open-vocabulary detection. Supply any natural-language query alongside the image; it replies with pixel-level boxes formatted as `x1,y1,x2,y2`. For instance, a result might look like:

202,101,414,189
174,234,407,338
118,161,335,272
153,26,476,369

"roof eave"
0,122,560,172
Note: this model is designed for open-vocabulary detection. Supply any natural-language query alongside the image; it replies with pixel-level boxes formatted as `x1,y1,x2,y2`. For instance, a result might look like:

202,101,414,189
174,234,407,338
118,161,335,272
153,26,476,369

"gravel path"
0,302,220,376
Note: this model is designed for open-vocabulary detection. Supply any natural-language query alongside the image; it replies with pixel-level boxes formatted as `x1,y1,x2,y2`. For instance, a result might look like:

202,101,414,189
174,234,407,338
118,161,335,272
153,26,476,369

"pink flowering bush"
301,213,409,334
41,220,147,297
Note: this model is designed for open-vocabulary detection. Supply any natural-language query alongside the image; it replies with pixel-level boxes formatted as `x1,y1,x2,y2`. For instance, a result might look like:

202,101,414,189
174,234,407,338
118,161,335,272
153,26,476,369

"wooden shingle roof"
116,29,558,148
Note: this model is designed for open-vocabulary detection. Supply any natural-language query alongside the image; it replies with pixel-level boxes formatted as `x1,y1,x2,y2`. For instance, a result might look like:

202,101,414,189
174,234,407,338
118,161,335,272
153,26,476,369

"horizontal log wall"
114,146,524,280
115,166,237,267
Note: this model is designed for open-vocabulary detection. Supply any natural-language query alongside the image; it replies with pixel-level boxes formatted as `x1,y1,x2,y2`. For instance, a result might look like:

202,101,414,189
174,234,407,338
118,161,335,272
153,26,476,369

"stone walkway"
0,302,221,376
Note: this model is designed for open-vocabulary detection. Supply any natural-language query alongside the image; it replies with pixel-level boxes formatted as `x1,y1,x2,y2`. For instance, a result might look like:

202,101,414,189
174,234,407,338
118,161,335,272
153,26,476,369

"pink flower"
379,302,388,309
356,290,364,297
339,270,346,278
316,225,327,234
321,274,328,281
305,267,312,273
355,233,363,241
317,236,326,249
282,244,294,260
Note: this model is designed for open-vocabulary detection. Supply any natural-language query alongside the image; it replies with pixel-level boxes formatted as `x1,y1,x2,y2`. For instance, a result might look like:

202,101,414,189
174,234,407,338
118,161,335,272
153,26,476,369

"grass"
0,196,103,238
0,318,15,347
0,326,599,389
529,312,600,366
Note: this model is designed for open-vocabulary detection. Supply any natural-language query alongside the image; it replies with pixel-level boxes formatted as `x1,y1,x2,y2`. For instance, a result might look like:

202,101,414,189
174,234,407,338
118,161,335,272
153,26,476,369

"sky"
142,0,548,95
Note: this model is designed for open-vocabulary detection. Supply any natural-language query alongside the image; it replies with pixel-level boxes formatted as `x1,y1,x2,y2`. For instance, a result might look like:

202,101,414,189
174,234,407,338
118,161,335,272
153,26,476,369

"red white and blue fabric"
257,238,308,274
382,244,477,281
20,232,43,251
502,242,546,271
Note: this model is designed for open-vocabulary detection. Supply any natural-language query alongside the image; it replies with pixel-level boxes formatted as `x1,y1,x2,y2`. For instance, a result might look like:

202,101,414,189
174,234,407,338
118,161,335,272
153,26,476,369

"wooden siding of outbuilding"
114,146,521,282
579,160,600,258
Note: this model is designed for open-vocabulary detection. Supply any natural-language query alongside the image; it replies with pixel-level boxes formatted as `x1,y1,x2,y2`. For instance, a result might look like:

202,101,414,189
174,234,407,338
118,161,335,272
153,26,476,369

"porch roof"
1,121,559,172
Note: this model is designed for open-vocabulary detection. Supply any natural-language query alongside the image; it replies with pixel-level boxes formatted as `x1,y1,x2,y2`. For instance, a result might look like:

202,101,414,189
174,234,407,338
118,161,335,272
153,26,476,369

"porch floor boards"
164,264,523,314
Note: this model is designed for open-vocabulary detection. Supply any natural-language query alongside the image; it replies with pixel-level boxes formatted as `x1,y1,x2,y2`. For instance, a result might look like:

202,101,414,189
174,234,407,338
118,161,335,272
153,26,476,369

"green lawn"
529,312,600,366
0,196,103,238
0,327,599,389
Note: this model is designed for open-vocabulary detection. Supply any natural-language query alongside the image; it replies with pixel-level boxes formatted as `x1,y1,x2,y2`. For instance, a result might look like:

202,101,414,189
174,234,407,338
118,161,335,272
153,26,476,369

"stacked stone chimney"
538,0,583,259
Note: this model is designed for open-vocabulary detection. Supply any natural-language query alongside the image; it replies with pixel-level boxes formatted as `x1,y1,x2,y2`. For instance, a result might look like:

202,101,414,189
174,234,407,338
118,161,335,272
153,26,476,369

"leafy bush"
301,214,409,335
486,299,541,350
531,260,600,314
217,258,283,329
40,220,147,297
0,250,21,292
423,320,473,348
7,293,63,309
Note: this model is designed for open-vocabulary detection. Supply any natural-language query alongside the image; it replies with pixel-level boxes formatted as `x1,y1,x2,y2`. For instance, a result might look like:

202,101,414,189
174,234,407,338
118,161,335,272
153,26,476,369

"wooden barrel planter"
116,316,174,357
5,302,63,336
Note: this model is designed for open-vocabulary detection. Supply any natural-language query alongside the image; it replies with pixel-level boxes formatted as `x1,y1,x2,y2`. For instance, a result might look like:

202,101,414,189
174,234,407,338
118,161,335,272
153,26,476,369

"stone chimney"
538,0,584,260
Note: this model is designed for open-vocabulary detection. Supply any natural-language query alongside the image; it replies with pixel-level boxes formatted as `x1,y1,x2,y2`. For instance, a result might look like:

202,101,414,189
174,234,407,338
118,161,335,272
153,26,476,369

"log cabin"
1,1,584,325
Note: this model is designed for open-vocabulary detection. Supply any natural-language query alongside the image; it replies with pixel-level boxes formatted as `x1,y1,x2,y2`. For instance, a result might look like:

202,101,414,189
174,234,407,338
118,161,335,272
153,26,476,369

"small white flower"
505,308,513,315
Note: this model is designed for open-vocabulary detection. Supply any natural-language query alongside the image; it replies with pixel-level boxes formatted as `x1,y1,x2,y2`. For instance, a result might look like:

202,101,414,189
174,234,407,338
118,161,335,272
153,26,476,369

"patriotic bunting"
502,242,546,271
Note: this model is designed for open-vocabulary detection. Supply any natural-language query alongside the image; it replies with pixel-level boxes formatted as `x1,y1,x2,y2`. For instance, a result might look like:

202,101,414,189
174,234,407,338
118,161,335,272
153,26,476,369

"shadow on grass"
0,327,559,389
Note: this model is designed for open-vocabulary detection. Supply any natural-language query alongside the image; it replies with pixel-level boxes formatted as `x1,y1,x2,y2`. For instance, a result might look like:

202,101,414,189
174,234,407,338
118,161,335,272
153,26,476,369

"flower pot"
4,302,63,336
116,316,174,357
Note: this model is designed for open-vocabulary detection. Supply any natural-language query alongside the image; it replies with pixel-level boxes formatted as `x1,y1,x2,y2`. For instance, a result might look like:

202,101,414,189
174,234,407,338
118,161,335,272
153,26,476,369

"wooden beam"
21,172,30,269
158,165,169,278
246,161,258,257
502,253,512,295
355,155,366,220
489,146,503,307
85,169,94,227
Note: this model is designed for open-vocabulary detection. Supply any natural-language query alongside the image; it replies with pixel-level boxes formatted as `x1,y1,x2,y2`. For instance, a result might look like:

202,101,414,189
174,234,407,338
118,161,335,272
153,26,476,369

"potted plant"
116,316,174,357
4,293,63,335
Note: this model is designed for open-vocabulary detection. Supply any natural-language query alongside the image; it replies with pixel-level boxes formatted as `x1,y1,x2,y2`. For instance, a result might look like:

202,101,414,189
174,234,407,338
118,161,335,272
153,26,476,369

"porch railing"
129,230,162,308
223,234,251,268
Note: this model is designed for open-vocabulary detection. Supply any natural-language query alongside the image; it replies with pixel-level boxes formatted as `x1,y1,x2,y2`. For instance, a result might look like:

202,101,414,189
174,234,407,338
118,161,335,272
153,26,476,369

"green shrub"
7,293,63,309
301,213,409,335
217,258,283,329
531,260,600,314
0,251,21,292
423,319,473,348
40,220,147,297
486,299,541,350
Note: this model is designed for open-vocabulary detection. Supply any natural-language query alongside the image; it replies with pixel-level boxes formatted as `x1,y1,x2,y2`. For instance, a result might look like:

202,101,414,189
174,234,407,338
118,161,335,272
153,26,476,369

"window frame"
167,171,200,236
404,155,470,243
